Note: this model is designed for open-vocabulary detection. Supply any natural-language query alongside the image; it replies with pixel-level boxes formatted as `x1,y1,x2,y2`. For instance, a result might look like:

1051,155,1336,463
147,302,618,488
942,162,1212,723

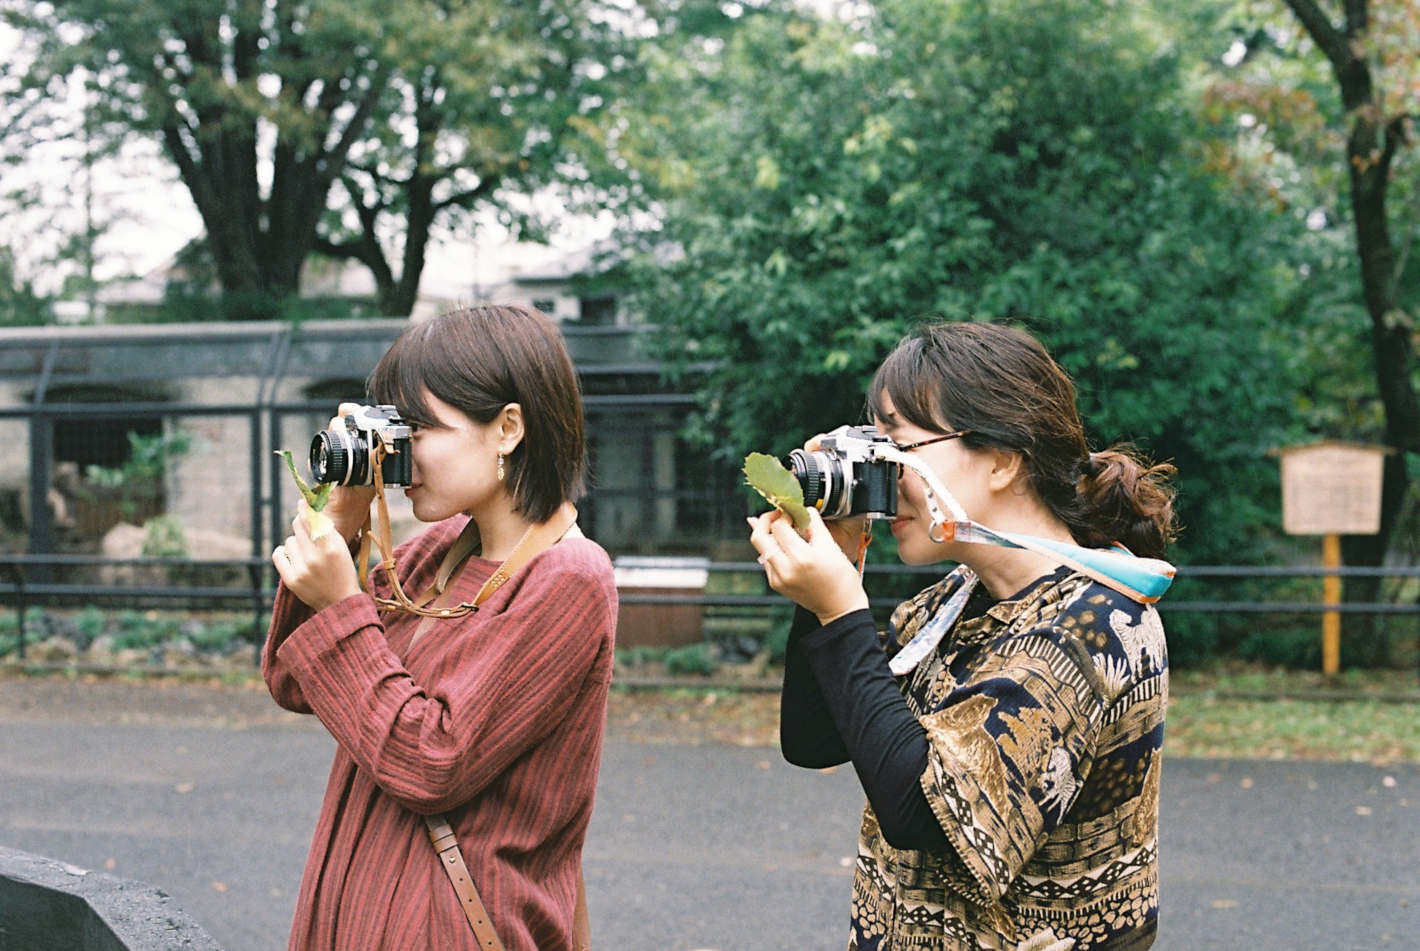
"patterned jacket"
850,566,1167,950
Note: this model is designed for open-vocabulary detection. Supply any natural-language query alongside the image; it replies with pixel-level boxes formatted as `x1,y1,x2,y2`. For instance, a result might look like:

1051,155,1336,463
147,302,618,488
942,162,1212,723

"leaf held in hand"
743,452,812,531
276,450,335,538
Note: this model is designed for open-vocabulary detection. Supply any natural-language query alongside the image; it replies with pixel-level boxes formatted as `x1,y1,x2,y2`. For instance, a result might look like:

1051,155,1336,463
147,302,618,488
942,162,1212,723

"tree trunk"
1284,0,1420,665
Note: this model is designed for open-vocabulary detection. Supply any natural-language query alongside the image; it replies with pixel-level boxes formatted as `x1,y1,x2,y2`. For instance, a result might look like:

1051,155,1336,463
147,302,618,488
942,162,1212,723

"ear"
986,448,1026,494
496,403,525,454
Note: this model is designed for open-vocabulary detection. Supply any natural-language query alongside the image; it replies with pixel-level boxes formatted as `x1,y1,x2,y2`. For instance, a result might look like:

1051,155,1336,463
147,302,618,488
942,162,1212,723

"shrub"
663,643,717,677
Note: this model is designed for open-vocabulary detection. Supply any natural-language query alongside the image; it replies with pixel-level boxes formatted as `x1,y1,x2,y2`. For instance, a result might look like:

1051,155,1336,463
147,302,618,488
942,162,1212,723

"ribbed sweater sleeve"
263,536,616,816
793,608,949,851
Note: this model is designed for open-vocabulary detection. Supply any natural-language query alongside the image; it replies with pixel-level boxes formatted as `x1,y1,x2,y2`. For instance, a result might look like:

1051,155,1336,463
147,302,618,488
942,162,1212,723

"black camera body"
309,405,413,488
785,426,898,520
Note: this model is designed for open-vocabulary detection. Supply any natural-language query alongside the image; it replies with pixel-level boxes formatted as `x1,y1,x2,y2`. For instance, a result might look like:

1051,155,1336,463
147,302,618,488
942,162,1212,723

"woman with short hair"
266,304,615,951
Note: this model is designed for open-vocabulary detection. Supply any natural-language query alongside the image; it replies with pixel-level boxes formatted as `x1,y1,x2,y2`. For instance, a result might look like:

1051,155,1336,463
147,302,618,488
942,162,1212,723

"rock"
112,648,150,668
98,524,164,586
182,527,252,562
85,634,118,667
159,638,199,669
29,636,80,664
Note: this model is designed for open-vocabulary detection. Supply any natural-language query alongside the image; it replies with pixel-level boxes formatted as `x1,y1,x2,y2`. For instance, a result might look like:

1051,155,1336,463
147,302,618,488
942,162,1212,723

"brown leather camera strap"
355,434,576,619
414,502,582,950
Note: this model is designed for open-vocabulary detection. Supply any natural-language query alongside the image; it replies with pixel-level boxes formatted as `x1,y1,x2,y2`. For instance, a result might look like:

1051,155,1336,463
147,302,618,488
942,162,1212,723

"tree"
2,0,621,318
607,0,1310,585
1275,0,1418,587
1203,0,1418,662
0,245,51,325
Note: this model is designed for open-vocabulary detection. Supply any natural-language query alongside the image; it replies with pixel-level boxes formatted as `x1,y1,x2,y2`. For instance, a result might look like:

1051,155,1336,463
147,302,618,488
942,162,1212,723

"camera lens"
309,429,366,485
786,449,850,517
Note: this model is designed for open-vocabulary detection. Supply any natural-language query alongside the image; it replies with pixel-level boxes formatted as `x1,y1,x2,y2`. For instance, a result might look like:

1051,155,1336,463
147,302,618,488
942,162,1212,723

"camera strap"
356,437,578,618
875,445,1175,604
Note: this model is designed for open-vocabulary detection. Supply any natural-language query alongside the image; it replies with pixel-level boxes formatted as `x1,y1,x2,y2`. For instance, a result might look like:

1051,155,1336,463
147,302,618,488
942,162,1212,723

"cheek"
898,472,926,509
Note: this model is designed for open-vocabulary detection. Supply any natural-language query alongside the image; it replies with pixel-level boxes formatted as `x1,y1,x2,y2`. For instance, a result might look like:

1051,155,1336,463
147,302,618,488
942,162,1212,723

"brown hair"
367,304,587,523
867,321,1178,559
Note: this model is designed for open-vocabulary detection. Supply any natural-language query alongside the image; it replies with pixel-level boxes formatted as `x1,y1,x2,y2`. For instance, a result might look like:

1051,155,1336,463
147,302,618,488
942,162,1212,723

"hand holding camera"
745,424,897,625
310,403,407,542
792,429,876,561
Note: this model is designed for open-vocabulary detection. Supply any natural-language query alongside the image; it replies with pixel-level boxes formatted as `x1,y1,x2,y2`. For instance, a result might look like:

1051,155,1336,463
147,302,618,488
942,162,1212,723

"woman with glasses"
748,321,1177,950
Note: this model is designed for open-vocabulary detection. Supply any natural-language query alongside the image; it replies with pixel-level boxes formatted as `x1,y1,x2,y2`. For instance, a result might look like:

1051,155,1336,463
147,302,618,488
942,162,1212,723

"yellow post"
1321,533,1341,675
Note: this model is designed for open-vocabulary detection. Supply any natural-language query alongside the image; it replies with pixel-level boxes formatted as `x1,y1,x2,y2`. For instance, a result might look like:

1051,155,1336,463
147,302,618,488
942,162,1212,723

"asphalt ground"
1,677,1416,951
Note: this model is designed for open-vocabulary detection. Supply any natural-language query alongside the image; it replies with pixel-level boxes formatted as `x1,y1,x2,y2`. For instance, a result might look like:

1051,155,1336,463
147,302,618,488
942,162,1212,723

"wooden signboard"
1278,441,1389,536
1274,440,1392,675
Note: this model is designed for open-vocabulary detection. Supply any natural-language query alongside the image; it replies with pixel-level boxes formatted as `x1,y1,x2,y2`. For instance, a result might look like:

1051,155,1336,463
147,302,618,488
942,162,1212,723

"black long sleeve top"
779,606,949,850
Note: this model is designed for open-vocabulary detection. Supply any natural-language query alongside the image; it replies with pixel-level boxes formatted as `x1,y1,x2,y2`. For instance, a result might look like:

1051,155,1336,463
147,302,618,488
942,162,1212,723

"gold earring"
497,452,505,482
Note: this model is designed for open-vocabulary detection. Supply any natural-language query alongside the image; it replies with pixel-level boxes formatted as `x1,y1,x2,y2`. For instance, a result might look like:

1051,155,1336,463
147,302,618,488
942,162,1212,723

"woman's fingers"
747,512,782,564
328,402,363,429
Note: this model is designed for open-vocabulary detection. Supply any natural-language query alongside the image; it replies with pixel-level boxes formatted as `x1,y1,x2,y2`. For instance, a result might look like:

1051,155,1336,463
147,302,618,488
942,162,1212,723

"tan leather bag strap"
573,867,591,951
425,815,505,951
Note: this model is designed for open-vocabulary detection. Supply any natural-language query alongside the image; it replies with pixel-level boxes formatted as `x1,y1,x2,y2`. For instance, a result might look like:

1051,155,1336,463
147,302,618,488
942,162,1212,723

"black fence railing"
3,554,1418,661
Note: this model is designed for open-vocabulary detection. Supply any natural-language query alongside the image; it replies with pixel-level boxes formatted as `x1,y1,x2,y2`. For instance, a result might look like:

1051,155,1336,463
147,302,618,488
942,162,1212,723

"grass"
609,661,1420,764
1165,693,1420,764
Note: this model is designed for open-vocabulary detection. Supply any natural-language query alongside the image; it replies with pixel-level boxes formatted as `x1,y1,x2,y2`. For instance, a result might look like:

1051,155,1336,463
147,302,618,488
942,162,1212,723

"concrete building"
0,260,743,566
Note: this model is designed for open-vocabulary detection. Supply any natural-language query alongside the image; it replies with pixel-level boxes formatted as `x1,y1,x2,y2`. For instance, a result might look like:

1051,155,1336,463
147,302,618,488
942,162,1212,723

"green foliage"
84,431,191,489
74,606,106,644
113,610,180,651
743,453,811,529
0,245,51,326
140,515,188,559
662,643,718,677
2,0,627,317
609,0,1309,571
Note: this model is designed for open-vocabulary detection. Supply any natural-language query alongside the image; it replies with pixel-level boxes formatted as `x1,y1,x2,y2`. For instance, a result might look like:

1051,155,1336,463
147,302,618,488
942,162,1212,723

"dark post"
27,414,54,583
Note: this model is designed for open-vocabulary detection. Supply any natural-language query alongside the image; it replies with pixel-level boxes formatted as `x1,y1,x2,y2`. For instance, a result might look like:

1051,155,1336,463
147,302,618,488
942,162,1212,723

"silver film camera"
785,426,899,520
308,405,413,487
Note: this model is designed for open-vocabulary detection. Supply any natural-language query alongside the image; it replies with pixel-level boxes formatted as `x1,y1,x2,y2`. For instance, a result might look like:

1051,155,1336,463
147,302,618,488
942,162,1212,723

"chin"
898,546,951,567
410,500,452,523
893,529,959,567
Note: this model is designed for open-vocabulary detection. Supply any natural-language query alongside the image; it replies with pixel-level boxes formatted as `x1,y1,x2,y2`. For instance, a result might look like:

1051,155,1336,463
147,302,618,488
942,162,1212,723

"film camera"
309,405,413,487
785,426,899,520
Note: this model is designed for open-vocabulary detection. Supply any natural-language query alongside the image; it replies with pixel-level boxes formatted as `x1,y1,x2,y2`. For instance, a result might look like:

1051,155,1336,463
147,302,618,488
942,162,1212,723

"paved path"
1,679,1416,950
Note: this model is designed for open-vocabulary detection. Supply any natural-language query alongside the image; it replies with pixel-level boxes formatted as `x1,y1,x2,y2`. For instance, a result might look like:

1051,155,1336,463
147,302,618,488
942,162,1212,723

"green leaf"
743,452,812,531
276,450,335,539
276,450,332,510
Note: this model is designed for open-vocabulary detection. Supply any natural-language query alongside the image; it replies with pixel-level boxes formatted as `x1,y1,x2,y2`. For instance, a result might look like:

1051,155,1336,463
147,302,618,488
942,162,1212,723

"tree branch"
434,177,499,213
1281,0,1348,70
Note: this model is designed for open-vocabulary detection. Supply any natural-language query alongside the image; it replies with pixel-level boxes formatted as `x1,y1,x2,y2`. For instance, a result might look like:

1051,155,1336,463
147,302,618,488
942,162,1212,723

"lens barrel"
786,449,851,518
309,429,367,486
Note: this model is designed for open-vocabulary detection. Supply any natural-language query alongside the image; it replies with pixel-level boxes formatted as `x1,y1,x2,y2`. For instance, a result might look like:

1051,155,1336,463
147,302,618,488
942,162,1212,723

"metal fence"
3,551,1419,661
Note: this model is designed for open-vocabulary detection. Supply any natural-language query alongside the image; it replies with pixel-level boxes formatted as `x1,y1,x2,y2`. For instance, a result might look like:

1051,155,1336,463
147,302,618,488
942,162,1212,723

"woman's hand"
272,503,364,612
323,402,377,542
747,508,870,626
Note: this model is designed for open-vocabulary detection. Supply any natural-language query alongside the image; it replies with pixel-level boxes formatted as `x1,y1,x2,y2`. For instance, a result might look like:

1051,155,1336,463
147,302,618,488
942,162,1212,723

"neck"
965,548,1065,600
961,503,1077,600
468,497,537,562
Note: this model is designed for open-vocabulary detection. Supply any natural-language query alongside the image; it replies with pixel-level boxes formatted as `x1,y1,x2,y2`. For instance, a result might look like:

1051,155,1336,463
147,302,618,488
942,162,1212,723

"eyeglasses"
893,429,972,452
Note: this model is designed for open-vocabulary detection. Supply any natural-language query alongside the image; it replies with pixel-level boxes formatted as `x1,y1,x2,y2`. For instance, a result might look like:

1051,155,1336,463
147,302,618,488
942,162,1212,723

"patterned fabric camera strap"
874,444,1176,604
